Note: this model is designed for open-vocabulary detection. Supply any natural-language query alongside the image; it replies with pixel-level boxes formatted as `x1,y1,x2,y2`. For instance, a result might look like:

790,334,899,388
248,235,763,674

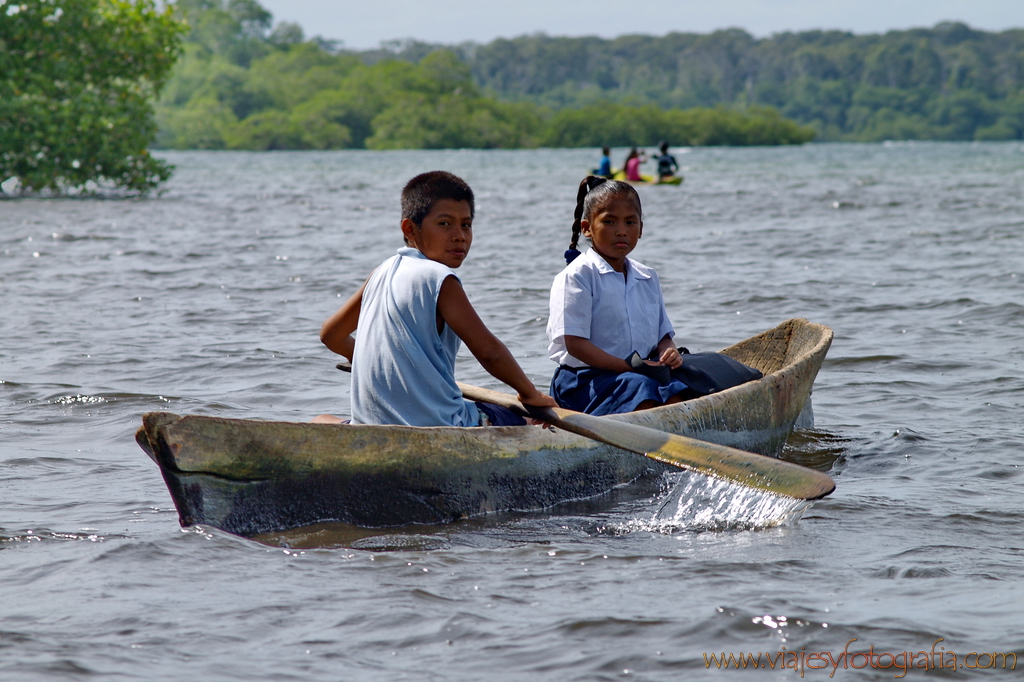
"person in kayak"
546,176,693,415
623,147,646,182
655,141,679,180
317,171,556,426
596,147,613,178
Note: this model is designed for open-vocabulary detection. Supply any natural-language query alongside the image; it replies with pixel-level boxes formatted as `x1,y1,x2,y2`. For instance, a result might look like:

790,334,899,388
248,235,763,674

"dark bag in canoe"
666,348,763,397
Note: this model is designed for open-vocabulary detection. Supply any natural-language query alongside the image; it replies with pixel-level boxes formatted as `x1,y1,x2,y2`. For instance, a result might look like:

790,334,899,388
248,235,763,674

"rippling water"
3,143,1023,680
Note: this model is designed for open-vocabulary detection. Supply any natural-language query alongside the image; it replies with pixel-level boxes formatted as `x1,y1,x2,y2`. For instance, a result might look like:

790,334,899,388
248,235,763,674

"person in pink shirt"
623,147,647,182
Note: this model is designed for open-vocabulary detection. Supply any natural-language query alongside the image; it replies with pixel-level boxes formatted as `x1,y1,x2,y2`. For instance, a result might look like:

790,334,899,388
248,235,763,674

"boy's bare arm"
437,276,556,408
319,277,369,361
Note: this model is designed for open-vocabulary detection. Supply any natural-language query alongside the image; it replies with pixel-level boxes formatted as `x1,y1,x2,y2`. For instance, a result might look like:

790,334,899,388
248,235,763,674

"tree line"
159,2,1023,148
154,0,814,151
430,24,1024,142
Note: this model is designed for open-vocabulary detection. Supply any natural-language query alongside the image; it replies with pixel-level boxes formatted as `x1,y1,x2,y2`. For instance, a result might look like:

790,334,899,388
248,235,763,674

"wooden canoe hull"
137,318,832,536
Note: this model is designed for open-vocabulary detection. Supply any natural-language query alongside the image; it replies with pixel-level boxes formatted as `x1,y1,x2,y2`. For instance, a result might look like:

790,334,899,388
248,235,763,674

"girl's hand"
659,346,683,369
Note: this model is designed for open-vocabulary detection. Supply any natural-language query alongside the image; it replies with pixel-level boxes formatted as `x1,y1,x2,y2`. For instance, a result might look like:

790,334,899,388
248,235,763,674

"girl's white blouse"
546,248,675,368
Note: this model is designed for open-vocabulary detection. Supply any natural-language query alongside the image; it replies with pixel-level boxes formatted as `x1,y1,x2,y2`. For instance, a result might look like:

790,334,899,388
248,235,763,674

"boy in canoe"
317,171,556,426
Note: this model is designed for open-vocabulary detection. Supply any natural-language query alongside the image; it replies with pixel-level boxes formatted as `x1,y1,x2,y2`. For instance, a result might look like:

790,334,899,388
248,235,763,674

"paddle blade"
552,409,835,501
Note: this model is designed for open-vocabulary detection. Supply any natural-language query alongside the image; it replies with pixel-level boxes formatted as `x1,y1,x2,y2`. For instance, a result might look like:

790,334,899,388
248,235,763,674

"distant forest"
156,0,1023,149
383,23,1024,142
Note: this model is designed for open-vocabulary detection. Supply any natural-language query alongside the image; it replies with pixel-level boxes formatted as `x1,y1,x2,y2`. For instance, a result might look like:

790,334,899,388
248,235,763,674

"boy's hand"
517,390,558,426
519,391,557,409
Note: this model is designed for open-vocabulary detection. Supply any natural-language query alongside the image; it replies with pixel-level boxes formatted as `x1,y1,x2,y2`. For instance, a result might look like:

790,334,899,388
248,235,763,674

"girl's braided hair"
564,176,642,264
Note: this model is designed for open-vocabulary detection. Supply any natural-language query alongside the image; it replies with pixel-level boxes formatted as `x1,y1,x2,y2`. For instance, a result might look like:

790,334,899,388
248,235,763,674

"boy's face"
401,199,473,269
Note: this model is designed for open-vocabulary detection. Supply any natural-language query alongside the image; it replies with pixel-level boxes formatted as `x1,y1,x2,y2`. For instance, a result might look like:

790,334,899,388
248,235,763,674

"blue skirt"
550,366,691,416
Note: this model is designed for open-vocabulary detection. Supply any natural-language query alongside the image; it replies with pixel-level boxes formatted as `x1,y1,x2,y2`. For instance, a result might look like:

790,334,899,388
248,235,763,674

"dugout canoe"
137,318,832,537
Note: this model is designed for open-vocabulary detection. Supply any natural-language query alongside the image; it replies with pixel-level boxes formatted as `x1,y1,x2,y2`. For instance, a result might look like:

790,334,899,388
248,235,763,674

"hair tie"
564,248,581,264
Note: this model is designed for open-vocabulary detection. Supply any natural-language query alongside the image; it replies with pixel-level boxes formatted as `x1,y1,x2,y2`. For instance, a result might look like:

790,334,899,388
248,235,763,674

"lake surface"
2,143,1023,680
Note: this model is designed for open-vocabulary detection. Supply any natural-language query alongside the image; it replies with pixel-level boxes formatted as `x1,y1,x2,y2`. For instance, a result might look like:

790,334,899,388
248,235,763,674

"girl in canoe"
546,176,693,415
318,171,556,427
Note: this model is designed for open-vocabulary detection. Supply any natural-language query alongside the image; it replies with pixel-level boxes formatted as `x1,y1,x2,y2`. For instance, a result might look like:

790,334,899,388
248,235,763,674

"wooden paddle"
336,363,835,500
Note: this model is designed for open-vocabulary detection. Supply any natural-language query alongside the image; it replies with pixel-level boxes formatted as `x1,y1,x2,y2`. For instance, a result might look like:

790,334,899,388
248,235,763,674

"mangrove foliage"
0,0,183,193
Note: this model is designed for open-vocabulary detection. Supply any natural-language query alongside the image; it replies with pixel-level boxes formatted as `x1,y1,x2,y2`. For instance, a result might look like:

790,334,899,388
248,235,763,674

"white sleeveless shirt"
350,247,480,426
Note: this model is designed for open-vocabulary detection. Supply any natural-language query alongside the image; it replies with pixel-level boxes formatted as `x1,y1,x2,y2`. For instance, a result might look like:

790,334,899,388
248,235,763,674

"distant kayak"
591,168,683,185
613,169,683,185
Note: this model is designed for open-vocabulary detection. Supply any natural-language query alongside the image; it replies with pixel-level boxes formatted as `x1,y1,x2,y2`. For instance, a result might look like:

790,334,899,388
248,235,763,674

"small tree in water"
0,0,184,195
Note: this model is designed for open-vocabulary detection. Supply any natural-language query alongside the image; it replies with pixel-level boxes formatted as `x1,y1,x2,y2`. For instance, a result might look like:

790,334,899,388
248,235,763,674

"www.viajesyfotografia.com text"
704,639,1016,677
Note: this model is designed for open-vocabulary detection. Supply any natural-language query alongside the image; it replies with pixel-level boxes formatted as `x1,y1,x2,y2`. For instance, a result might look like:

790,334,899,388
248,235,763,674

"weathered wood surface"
137,318,833,535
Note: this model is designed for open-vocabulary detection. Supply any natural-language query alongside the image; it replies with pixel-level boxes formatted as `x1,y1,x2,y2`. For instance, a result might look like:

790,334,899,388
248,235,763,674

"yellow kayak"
591,167,683,185
612,169,683,185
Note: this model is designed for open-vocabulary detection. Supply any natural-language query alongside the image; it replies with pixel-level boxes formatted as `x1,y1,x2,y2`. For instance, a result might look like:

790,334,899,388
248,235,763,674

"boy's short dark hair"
401,171,475,226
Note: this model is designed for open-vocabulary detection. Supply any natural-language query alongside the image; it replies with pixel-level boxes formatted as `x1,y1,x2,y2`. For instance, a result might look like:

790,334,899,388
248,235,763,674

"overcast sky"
255,0,1021,50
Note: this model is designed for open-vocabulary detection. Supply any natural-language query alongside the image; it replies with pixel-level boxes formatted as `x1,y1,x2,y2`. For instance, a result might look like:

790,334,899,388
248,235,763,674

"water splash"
619,472,813,533
52,394,107,405
0,528,125,546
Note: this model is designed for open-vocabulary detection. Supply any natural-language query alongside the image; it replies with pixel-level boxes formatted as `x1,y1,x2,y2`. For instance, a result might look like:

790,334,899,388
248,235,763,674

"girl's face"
581,194,643,272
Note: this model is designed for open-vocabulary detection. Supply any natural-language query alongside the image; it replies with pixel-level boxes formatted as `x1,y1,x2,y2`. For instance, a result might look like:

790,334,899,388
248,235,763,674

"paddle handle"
340,363,557,422
339,364,558,422
457,382,560,421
